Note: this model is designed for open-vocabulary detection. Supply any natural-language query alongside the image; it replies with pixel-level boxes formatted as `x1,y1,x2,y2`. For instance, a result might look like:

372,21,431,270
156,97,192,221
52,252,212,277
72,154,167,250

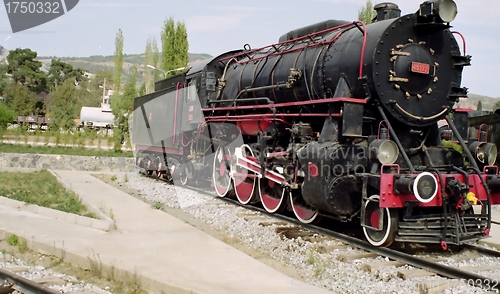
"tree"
47,59,85,90
77,78,102,108
139,82,147,96
119,65,137,113
174,22,189,70
144,38,156,93
0,102,15,132
358,0,376,24
477,100,483,111
494,100,500,113
91,70,113,90
161,17,176,76
86,70,113,107
113,29,124,96
111,29,126,151
0,62,9,95
6,48,47,93
2,82,38,116
161,17,189,77
45,79,79,130
112,65,138,151
152,39,160,82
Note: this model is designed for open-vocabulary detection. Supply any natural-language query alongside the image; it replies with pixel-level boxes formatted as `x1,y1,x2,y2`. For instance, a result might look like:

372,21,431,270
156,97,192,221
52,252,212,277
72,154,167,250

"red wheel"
362,195,398,247
213,146,233,197
259,178,287,213
156,156,165,179
290,191,320,224
145,156,153,176
234,144,258,205
168,158,188,186
177,163,189,186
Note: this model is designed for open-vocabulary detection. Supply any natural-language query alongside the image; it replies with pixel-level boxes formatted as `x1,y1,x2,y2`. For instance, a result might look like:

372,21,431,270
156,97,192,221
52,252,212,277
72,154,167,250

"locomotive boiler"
132,0,500,248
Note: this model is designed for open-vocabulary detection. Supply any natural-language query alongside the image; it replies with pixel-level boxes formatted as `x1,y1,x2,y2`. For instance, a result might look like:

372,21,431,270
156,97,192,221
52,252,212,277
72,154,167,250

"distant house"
84,72,94,79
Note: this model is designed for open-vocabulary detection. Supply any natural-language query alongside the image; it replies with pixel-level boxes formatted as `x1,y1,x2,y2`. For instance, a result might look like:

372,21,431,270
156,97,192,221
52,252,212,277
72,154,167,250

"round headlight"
413,172,438,203
438,0,457,22
470,142,498,166
370,139,399,165
469,141,486,162
484,143,498,166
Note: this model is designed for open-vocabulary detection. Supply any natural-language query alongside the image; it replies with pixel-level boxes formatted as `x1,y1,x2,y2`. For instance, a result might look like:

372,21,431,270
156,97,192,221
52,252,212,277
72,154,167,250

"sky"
0,0,499,98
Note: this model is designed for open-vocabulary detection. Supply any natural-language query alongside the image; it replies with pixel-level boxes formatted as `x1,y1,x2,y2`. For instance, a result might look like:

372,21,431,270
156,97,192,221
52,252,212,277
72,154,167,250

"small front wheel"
362,195,398,247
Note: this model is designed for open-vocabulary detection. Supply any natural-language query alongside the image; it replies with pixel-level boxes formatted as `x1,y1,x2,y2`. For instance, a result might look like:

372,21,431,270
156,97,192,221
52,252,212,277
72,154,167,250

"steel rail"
222,197,500,291
0,267,60,294
463,244,500,258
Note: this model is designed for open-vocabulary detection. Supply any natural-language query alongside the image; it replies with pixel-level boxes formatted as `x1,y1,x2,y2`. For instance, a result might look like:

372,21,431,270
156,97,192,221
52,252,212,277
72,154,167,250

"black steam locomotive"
132,0,500,248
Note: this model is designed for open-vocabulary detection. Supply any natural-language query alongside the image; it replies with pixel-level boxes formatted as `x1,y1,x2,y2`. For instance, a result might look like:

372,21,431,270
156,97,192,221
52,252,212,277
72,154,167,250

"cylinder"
487,176,500,193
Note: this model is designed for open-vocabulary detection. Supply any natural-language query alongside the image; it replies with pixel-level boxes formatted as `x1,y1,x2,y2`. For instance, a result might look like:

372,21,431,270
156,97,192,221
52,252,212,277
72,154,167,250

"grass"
0,143,133,157
306,247,317,265
151,202,164,210
6,234,29,253
0,170,97,218
306,246,326,278
7,234,18,246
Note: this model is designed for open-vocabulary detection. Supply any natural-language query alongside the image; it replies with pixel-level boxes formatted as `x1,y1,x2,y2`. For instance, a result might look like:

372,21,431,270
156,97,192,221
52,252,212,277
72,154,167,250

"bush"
442,139,466,158
0,102,15,131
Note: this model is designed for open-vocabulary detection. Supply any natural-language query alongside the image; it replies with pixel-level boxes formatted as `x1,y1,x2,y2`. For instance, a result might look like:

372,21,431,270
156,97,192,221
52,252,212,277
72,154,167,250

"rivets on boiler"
405,92,411,99
428,88,433,94
429,48,435,55
396,44,404,49
408,39,414,43
419,41,427,45
434,77,439,83
417,94,423,100
395,84,401,90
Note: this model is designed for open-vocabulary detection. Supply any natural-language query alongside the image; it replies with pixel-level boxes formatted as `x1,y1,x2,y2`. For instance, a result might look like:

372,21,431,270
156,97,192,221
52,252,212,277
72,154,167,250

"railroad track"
142,172,500,293
0,267,59,294
223,196,500,293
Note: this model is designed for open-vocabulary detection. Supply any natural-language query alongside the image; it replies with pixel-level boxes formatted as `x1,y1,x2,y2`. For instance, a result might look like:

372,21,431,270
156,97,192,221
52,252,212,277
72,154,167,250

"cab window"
187,80,198,102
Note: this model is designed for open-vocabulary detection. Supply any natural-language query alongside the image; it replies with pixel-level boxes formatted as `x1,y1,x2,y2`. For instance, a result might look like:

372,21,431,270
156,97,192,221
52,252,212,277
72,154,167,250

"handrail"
451,31,467,55
218,21,368,78
173,82,184,145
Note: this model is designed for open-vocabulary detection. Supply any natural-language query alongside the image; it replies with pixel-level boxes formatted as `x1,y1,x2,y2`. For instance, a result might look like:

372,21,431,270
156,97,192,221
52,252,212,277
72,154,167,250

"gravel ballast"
0,252,112,293
119,171,497,294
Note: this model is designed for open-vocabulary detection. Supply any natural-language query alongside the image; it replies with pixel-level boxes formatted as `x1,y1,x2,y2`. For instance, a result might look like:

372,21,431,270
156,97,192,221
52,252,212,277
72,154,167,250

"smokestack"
374,2,401,22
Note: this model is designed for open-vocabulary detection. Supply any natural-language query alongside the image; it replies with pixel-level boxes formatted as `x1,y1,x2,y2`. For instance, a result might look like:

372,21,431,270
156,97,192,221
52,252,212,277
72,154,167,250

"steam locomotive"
132,0,500,248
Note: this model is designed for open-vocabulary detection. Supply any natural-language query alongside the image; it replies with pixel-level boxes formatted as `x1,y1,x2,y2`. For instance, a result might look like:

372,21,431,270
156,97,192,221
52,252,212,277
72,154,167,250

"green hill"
458,94,500,111
37,53,213,76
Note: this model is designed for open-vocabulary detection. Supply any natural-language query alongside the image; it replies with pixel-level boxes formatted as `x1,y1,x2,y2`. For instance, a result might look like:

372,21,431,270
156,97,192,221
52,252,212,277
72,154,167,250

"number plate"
411,62,430,75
